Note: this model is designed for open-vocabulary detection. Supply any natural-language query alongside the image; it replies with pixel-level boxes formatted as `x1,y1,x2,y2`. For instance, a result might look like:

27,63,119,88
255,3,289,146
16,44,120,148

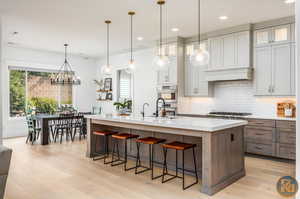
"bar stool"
162,141,198,190
111,133,139,171
92,130,118,164
135,137,166,180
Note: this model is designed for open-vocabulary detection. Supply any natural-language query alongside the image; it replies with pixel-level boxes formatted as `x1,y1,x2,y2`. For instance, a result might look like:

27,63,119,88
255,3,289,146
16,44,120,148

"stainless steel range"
208,112,252,119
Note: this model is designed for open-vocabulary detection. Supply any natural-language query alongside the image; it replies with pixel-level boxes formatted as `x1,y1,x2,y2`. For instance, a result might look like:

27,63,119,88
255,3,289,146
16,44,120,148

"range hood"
205,66,253,81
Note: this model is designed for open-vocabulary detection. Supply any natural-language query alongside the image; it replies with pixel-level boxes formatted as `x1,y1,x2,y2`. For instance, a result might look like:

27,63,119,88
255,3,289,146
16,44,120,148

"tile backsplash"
178,81,296,116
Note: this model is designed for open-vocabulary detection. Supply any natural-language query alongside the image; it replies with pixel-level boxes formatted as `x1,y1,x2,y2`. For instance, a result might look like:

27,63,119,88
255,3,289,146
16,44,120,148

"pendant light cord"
107,22,110,66
130,14,133,61
160,3,163,56
198,0,201,45
64,44,68,63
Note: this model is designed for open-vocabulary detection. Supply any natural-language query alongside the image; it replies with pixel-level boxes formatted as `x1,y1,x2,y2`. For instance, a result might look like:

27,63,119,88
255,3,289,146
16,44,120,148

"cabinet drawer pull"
255,133,265,136
255,146,263,150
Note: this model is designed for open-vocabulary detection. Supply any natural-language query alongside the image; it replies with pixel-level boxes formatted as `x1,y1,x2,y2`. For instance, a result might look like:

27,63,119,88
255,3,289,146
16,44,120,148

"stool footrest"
162,173,183,183
135,166,151,174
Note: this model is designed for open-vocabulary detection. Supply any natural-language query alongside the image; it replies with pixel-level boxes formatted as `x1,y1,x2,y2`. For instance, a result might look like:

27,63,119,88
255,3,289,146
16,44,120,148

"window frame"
8,66,74,118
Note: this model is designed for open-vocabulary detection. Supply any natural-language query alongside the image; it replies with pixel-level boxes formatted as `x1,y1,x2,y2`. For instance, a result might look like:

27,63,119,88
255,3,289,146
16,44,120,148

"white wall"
0,17,3,144
1,46,98,138
96,47,158,117
296,0,299,193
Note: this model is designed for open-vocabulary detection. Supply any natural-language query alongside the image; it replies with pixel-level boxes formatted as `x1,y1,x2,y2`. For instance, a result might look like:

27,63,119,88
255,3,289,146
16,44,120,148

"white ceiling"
0,0,295,58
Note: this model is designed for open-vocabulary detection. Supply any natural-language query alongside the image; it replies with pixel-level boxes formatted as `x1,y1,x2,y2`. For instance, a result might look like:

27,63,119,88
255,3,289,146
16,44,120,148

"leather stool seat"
136,137,166,145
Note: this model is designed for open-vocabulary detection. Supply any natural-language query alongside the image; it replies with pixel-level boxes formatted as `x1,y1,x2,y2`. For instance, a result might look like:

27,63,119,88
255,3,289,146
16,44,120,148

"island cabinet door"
209,127,245,187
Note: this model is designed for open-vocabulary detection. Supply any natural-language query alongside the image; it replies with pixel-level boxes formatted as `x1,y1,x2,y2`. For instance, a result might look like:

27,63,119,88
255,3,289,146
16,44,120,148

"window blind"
119,70,132,100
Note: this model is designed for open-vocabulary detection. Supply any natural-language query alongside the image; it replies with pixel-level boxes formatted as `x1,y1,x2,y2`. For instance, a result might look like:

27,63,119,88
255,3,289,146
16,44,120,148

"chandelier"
50,44,81,85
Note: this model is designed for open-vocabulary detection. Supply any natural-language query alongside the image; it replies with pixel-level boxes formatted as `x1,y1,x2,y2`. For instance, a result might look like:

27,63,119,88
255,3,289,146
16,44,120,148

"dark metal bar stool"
135,137,166,180
162,141,198,190
93,131,118,164
111,133,139,171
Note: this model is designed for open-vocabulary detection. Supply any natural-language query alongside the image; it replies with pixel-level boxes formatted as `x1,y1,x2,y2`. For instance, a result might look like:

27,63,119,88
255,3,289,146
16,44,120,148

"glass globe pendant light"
101,20,112,75
125,11,136,74
154,0,170,70
190,0,210,66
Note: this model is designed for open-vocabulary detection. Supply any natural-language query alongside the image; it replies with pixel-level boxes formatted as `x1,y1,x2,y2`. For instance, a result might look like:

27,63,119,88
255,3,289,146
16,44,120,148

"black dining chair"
25,115,41,145
54,113,74,144
71,112,92,141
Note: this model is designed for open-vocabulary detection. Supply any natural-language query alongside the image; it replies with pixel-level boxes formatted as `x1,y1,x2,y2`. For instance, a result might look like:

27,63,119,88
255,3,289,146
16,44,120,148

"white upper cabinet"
236,31,250,67
209,38,223,69
208,31,250,70
157,43,178,85
254,24,291,47
255,28,273,47
272,43,291,96
184,41,212,97
254,24,295,96
254,46,272,95
223,35,236,68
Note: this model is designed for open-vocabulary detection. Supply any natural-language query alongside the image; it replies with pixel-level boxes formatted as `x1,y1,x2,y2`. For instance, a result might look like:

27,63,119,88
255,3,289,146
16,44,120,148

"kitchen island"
85,115,248,195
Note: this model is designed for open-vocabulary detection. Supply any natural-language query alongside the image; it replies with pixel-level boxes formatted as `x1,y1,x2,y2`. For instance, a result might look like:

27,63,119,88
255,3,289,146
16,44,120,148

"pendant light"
126,11,136,74
190,0,210,66
50,44,81,85
154,0,170,70
101,20,112,75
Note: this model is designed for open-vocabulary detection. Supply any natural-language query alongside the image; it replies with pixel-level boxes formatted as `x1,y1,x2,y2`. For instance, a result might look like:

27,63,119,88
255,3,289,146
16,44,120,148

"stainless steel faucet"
155,98,166,117
141,103,149,118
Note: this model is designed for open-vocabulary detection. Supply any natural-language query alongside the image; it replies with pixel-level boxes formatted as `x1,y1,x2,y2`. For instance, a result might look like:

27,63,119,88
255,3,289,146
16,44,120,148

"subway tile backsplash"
178,81,295,116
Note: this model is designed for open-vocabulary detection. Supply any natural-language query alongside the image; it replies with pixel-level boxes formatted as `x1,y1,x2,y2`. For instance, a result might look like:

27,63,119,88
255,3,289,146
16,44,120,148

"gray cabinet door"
254,46,272,95
272,43,291,96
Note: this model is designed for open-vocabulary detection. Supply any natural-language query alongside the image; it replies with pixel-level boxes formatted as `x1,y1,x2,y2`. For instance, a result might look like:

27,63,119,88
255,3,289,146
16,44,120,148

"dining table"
34,114,85,145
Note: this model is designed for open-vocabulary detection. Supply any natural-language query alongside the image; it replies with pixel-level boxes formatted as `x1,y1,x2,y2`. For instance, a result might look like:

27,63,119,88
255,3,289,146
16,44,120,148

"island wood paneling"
86,118,245,196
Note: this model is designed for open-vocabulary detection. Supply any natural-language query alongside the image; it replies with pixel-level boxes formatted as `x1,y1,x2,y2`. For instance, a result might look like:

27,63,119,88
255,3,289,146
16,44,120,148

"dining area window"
9,67,73,117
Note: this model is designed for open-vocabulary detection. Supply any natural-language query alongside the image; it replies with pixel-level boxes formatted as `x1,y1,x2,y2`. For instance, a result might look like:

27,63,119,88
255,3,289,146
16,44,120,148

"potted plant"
113,100,132,115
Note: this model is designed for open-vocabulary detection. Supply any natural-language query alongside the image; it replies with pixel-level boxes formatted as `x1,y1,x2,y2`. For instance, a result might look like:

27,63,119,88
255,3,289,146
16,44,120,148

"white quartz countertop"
179,113,296,121
242,114,296,121
85,115,248,132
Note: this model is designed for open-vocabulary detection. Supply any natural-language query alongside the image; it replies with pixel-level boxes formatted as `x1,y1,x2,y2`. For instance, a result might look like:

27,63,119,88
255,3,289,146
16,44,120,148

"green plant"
28,97,58,114
113,100,132,111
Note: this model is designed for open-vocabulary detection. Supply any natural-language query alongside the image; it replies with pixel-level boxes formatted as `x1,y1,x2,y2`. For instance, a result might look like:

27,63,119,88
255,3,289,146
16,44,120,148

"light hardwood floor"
3,137,295,199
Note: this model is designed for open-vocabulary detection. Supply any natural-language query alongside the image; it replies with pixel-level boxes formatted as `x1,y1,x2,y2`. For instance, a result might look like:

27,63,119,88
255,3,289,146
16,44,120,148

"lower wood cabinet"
245,119,295,160
277,143,296,160
245,142,276,156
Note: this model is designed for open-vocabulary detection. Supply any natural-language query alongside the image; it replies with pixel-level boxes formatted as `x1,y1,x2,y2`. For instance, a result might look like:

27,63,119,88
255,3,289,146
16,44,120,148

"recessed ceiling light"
171,28,180,32
137,37,144,41
285,0,295,4
219,16,228,20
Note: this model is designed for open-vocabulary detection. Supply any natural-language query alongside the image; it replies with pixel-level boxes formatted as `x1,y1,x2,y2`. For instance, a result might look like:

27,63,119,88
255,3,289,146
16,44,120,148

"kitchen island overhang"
85,115,248,196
